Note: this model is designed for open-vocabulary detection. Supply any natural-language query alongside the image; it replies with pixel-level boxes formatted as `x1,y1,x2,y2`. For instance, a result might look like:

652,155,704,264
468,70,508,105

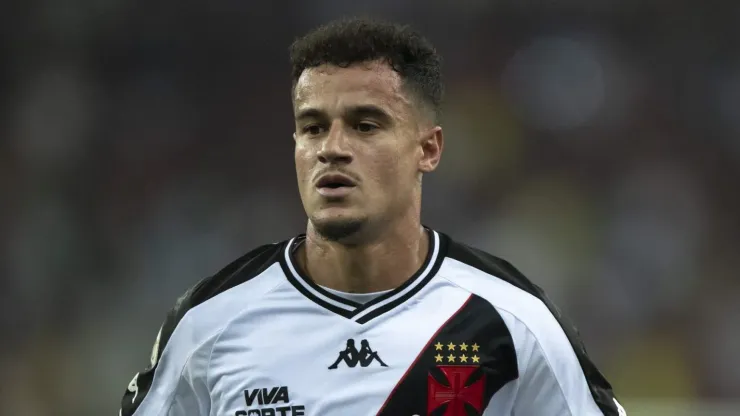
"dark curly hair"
289,17,443,123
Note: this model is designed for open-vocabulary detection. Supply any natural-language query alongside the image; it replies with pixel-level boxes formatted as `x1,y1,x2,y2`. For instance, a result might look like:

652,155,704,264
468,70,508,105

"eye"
356,122,379,133
303,125,324,136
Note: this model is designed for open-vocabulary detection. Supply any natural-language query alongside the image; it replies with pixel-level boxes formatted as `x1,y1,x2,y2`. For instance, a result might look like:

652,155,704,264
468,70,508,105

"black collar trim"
279,229,447,324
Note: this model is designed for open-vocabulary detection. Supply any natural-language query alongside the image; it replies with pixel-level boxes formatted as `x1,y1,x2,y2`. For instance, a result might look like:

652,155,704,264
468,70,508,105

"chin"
310,212,368,242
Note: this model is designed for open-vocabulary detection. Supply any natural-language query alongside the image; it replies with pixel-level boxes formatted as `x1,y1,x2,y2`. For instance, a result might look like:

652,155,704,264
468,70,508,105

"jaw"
307,208,369,243
310,204,365,226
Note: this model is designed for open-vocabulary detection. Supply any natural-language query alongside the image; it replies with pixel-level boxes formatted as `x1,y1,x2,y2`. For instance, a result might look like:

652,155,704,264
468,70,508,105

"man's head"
290,18,444,243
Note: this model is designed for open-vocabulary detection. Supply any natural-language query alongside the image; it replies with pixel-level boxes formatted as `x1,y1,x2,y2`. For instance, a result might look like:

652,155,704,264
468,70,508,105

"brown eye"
356,122,378,133
304,125,323,136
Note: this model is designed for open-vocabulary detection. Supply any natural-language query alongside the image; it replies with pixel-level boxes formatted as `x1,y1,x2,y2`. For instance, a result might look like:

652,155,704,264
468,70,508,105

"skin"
292,59,444,294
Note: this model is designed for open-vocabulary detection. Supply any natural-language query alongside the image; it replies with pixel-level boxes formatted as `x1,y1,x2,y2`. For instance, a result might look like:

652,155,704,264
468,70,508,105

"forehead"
293,61,412,114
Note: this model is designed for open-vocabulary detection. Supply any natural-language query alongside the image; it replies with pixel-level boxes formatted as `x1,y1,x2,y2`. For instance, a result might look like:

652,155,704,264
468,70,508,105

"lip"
315,173,357,199
315,173,357,188
316,186,355,198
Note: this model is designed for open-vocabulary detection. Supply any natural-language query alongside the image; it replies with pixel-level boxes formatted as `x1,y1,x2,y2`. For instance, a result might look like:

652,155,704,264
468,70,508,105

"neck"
298,217,429,294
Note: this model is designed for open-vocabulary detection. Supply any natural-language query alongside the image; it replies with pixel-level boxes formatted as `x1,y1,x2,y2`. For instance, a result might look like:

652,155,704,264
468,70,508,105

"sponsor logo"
328,339,388,369
234,386,305,416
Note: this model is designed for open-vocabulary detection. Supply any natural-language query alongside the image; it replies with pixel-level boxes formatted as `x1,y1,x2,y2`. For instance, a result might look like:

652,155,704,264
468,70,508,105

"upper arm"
120,297,211,416
510,307,625,416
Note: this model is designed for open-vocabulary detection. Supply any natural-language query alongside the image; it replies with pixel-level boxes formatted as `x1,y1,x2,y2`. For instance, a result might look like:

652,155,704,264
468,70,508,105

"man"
120,17,626,416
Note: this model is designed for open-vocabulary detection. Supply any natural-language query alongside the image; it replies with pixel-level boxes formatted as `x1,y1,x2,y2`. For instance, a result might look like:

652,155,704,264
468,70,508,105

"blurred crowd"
1,1,739,415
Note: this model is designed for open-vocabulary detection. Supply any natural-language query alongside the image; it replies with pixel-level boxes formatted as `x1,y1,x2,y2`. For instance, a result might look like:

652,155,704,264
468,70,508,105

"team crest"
427,341,485,416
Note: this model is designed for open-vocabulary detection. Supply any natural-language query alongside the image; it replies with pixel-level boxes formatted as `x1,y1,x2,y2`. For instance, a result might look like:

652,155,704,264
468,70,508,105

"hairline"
290,60,438,126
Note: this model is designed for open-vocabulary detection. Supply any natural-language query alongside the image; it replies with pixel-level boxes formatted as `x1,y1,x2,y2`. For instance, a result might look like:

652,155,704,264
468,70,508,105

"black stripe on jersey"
376,294,518,416
280,228,447,324
446,241,623,415
120,243,282,416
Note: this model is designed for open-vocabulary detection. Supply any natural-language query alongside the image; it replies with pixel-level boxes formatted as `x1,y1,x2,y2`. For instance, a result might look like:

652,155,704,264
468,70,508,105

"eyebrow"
295,105,393,125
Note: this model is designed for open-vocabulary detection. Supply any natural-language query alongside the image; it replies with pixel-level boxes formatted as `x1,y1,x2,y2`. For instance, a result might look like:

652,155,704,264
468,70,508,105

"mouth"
315,174,357,198
315,174,357,189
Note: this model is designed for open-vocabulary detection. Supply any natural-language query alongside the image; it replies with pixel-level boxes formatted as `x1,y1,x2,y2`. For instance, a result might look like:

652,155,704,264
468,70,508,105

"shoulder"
152,242,286,362
439,233,621,414
122,241,289,413
442,237,559,322
169,242,286,330
177,242,284,313
440,236,586,355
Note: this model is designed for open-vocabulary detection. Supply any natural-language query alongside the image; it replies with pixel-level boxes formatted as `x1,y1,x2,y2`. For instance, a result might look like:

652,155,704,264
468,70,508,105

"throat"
295,227,431,294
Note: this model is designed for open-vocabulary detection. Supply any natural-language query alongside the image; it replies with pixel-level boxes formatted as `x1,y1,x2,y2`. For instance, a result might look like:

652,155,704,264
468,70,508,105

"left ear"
418,126,444,173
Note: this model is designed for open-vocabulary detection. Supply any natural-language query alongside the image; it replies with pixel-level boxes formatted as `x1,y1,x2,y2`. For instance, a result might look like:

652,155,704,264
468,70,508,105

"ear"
293,132,297,142
418,126,443,173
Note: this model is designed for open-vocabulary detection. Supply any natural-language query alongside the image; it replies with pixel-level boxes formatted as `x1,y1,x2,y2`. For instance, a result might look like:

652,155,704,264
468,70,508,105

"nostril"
317,152,352,164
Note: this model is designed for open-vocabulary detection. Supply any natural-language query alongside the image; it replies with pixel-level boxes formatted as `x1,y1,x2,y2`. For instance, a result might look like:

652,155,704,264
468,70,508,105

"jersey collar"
279,228,447,324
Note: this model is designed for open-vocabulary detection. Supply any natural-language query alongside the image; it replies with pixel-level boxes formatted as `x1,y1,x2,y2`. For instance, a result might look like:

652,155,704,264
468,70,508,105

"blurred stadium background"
2,1,739,415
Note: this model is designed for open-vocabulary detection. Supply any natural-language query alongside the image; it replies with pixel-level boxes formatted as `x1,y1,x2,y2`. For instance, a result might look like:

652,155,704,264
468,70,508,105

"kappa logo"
328,339,388,369
234,386,305,416
427,341,486,416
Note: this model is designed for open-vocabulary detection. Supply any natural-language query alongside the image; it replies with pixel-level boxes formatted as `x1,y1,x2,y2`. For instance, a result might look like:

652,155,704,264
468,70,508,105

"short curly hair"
289,17,443,122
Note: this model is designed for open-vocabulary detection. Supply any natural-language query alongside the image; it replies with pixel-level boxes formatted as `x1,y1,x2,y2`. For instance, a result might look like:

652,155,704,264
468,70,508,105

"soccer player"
120,18,626,416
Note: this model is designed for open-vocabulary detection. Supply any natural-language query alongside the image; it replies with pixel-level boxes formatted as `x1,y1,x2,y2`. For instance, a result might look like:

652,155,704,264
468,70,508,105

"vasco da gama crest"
427,341,485,416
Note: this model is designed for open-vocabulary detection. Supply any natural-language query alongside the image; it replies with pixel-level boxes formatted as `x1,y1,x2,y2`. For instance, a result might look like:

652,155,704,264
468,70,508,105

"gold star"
435,354,443,363
472,355,480,363
472,343,480,352
459,354,468,363
434,342,443,351
447,354,456,363
459,342,468,351
447,342,456,351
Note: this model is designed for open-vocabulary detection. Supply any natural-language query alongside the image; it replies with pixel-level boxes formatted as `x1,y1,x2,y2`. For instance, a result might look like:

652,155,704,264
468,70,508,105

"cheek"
294,146,314,192
367,147,406,189
294,144,312,172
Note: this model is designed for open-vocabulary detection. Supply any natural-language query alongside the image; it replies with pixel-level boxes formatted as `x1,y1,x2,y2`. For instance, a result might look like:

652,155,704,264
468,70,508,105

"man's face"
293,60,440,241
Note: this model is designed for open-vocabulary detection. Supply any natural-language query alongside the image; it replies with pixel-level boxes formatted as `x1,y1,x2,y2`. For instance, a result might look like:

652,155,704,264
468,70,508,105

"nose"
317,121,353,165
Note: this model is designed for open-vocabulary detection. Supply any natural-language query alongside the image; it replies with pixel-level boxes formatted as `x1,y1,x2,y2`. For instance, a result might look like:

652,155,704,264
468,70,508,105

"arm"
120,296,210,415
511,310,625,416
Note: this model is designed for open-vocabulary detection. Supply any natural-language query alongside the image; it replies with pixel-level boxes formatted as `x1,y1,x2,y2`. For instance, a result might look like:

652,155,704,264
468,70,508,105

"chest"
206,290,517,416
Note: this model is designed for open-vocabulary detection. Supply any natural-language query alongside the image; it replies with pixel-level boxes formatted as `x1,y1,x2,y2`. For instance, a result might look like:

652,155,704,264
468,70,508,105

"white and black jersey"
120,229,626,416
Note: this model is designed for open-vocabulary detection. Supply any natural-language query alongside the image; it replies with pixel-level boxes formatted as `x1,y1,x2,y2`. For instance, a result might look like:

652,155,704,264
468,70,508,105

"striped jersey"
120,229,626,416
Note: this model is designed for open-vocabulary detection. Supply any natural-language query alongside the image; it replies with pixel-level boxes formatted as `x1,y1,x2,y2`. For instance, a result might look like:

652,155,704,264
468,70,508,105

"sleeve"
120,294,211,416
510,310,626,416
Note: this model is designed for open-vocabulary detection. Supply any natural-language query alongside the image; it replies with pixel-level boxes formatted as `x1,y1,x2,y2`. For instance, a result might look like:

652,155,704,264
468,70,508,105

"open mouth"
315,174,357,197
316,174,356,189
321,182,352,189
